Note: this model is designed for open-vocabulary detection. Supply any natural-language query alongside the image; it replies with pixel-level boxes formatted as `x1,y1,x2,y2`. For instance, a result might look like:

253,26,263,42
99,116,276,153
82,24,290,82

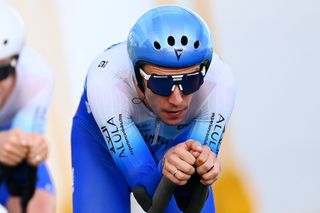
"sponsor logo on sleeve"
204,113,226,154
100,114,134,158
98,60,109,68
32,107,47,133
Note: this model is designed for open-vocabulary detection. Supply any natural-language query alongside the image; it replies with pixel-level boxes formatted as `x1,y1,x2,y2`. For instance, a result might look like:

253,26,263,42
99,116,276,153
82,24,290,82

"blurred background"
1,0,320,212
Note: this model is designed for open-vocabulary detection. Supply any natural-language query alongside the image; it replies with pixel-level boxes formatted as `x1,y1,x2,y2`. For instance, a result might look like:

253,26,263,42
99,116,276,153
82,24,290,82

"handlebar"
0,161,37,213
147,176,209,213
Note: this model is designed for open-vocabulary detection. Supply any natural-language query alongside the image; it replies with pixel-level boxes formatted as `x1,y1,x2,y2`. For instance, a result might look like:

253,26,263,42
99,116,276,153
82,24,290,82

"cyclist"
71,5,235,212
0,2,55,212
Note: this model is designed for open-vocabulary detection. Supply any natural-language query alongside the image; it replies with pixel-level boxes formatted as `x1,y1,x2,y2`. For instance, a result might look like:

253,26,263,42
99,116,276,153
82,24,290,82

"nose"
168,85,183,106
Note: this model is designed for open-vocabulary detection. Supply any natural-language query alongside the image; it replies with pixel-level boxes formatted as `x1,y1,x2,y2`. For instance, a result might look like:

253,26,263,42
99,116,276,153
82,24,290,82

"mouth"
163,109,185,119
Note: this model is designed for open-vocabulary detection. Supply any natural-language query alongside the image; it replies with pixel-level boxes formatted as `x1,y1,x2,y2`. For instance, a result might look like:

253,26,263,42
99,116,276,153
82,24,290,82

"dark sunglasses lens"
181,73,204,95
148,76,173,96
0,66,12,80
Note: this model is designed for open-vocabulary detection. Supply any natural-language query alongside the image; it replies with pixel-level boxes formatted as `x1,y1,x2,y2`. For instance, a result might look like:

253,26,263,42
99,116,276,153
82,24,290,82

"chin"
161,117,184,126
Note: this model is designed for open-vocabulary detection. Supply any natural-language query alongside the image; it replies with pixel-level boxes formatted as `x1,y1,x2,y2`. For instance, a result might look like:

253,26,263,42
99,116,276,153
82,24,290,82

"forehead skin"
143,64,201,75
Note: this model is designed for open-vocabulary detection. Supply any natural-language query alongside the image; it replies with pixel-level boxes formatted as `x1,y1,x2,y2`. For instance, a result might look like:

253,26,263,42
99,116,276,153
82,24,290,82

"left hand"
26,132,48,166
162,140,200,185
194,146,221,185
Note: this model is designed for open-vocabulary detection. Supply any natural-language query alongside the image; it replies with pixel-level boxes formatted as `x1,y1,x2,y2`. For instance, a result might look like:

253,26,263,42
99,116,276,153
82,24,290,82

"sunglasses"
139,65,207,96
0,59,17,81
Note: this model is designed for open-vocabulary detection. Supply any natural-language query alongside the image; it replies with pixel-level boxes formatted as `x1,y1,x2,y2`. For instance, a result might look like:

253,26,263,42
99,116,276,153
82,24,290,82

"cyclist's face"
141,64,200,126
0,58,16,109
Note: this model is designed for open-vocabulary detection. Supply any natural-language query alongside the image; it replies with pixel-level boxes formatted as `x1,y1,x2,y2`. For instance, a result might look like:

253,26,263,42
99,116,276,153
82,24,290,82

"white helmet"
0,2,26,59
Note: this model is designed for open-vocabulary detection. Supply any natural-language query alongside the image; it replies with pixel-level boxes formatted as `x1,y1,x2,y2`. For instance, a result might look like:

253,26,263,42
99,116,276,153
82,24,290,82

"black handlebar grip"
148,177,176,213
184,184,209,213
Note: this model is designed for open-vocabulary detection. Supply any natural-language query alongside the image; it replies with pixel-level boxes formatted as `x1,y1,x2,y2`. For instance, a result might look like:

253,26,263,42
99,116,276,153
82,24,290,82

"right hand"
162,140,203,185
0,129,29,166
26,132,48,166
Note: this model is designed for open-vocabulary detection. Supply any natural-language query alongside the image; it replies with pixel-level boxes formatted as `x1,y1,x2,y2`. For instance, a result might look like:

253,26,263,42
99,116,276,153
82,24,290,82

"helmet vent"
127,6,213,68
167,36,175,46
181,36,188,46
154,41,161,50
3,39,8,45
194,40,200,49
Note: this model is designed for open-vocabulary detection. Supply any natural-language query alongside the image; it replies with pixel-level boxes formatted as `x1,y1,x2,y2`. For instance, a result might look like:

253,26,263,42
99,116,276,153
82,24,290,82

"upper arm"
11,57,54,134
187,56,236,155
86,52,159,189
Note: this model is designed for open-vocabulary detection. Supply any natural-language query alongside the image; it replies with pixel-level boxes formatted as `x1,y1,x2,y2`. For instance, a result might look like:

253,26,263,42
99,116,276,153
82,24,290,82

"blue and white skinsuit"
0,47,55,206
71,43,236,212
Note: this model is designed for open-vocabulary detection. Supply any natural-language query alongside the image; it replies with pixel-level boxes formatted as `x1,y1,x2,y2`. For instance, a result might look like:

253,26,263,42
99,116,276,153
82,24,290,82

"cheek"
0,81,8,91
145,90,165,109
0,76,16,94
184,94,193,104
145,91,157,105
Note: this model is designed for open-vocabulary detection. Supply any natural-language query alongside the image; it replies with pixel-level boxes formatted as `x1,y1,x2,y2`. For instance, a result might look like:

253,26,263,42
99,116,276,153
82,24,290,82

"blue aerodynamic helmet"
127,5,213,91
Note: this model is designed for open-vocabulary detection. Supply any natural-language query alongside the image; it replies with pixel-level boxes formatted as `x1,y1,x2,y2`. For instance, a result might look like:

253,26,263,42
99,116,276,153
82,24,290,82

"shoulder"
16,46,53,82
86,42,137,107
189,52,236,117
206,52,235,89
85,42,139,121
86,42,134,89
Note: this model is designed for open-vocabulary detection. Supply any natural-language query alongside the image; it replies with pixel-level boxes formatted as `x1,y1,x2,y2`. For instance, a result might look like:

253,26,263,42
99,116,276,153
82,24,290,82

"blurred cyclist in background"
72,5,235,213
0,1,55,212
